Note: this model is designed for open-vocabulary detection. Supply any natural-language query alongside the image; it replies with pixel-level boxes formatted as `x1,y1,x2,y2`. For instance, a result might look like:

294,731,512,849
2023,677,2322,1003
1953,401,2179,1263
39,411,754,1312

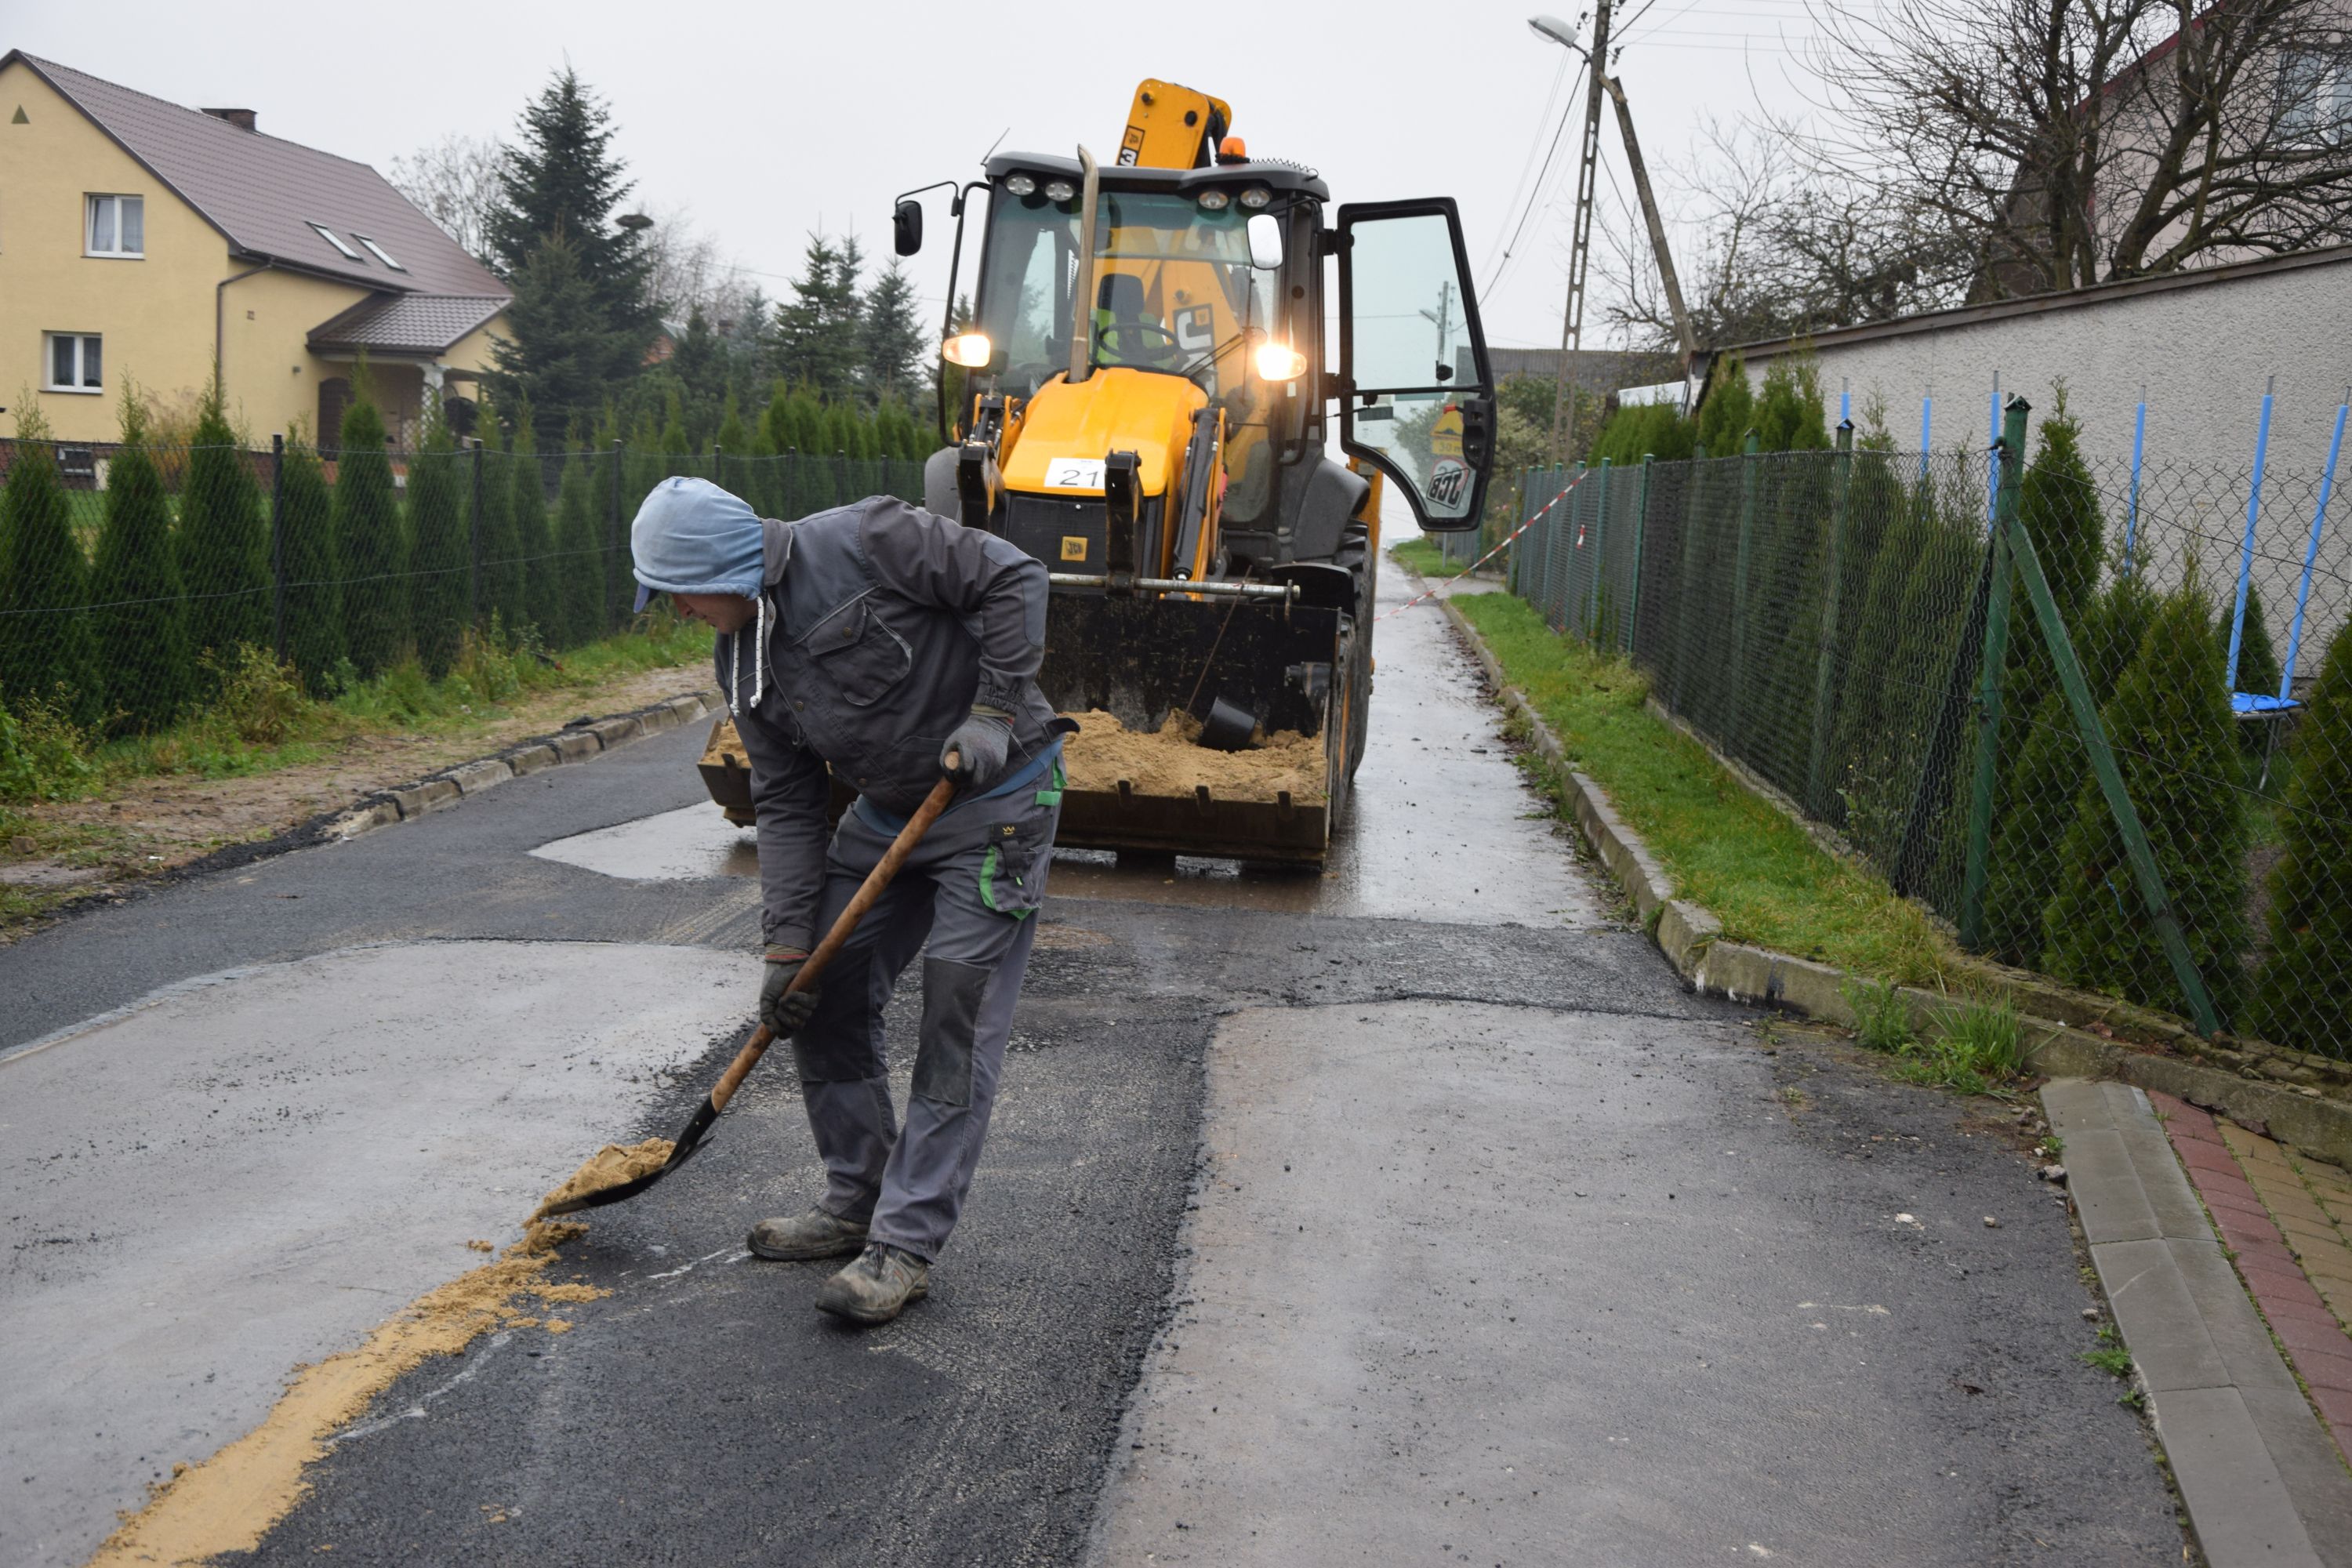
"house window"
2279,49,2352,143
354,234,404,271
86,194,143,256
45,332,102,393
308,222,364,263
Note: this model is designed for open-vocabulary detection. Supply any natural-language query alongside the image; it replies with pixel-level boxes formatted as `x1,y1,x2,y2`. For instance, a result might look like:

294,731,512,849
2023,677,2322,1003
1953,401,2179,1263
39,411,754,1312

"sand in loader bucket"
1060,710,1328,804
528,1136,675,1222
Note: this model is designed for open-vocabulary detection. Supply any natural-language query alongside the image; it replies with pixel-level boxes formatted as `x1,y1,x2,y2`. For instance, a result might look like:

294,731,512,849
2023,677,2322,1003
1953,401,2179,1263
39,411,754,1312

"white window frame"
352,234,405,271
308,222,365,263
43,332,103,394
85,194,143,258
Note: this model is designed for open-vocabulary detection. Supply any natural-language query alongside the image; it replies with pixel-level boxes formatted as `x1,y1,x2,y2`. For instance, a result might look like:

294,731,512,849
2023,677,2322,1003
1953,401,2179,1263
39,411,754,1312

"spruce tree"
336,396,408,678
770,234,865,400
473,414,524,637
408,402,470,678
2247,617,2352,1051
554,446,606,647
178,379,270,671
276,435,344,690
481,67,655,434
89,391,193,731
861,260,927,404
488,233,622,453
2042,581,2248,1020
0,409,104,728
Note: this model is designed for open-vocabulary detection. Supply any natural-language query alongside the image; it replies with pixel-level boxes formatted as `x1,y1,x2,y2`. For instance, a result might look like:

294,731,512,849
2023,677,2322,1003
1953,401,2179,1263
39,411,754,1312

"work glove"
940,706,1013,792
760,947,820,1036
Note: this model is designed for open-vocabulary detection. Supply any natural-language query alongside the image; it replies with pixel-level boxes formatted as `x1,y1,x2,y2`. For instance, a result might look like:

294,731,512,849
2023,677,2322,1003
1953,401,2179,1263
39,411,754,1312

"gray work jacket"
724,496,1060,952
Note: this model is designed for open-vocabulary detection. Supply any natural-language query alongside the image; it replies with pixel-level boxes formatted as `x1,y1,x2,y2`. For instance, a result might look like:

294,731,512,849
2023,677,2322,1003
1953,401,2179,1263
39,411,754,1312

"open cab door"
1335,199,1495,531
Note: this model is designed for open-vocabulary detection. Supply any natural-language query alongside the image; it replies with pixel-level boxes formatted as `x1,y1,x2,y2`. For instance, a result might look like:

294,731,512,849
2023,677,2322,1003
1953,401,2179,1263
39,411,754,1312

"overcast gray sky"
13,0,1842,353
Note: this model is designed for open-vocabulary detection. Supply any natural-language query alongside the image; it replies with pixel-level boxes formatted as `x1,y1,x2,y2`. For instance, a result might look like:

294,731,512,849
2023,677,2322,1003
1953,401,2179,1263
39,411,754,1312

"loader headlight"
1004,174,1037,196
1239,187,1272,209
1196,189,1232,212
941,332,993,368
1253,342,1308,382
1043,179,1076,202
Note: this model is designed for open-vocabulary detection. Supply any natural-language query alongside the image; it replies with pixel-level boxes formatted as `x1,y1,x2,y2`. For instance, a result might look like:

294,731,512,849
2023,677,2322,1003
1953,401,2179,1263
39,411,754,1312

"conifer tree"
715,392,751,503
473,413,524,636
336,395,408,678
2220,580,2284,700
0,408,104,728
1694,355,1755,454
407,402,470,677
509,397,558,638
276,434,343,689
1751,359,1829,452
178,379,270,671
659,386,692,478
861,260,927,404
89,390,192,731
771,235,866,400
2042,581,2247,1020
2247,616,2352,1051
554,445,606,646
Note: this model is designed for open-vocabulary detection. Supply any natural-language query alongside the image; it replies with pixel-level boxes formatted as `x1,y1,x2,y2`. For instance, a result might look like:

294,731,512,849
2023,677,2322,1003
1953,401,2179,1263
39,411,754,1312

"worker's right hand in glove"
760,947,819,1035
939,706,1013,792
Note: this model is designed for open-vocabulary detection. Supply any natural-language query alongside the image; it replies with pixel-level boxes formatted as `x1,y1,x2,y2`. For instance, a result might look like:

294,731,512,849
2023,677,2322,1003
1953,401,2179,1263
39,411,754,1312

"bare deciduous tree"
387,134,509,266
1808,0,2352,296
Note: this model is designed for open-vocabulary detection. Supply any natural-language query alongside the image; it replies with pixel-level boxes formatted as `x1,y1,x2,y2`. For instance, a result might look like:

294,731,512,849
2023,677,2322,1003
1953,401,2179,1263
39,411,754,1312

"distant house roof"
4,51,508,301
308,292,507,356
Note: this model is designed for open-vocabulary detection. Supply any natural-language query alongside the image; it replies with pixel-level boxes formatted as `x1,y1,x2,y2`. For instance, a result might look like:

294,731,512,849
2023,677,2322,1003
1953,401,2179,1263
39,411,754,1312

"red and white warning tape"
1379,470,1592,621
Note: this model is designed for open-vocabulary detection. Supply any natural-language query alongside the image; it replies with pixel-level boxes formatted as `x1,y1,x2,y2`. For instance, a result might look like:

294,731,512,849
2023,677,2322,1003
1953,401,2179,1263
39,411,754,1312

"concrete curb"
323,688,723,842
1424,581,2352,1171
2044,1078,2352,1567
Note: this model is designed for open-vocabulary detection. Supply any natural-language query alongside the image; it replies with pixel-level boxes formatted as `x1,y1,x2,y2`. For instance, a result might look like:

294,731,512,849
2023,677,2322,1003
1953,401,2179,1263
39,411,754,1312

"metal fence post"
468,437,484,629
1804,422,1856,813
1999,398,2220,1035
1730,431,1761,746
1960,404,2025,948
1583,459,1613,643
269,432,287,661
608,438,624,628
1670,444,1708,715
1626,455,1654,659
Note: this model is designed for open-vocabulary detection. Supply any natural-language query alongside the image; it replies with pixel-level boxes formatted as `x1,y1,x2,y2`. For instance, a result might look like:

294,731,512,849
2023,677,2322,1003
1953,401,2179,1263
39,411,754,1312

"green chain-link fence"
0,435,924,739
1501,401,2352,1063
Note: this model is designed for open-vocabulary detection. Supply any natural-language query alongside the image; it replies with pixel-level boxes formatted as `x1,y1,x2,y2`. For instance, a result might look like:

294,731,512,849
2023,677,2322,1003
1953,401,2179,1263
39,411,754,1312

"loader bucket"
1037,594,1350,863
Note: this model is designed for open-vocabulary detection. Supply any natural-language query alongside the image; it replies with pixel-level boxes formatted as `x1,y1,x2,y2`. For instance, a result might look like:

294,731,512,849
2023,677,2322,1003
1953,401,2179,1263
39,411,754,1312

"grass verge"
1388,536,1472,579
1452,589,1958,987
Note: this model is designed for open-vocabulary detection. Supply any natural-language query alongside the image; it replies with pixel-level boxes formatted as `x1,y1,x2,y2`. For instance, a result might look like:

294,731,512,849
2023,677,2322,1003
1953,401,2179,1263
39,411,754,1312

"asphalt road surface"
0,564,2182,1566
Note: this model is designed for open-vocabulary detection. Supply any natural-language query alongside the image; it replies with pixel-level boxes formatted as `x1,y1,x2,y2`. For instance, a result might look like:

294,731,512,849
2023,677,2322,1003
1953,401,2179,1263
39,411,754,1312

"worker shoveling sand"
528,1137,675,1222
1061,709,1328,804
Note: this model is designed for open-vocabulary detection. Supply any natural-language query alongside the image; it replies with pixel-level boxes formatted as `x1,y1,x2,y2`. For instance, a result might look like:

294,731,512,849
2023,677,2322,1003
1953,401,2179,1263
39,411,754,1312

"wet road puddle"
530,805,759,882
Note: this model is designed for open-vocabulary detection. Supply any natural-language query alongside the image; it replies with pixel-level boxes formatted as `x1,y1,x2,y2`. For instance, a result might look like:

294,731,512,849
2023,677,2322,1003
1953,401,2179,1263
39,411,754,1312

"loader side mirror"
1247,212,1283,270
893,199,924,257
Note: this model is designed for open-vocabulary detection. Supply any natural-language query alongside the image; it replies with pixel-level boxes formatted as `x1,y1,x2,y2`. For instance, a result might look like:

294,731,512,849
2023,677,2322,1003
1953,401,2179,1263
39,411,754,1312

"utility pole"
1602,76,1696,366
1541,2,1611,466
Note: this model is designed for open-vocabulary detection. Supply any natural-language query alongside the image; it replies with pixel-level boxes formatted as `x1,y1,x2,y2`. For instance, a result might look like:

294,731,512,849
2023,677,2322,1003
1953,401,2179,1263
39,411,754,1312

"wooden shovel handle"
707,767,960,1112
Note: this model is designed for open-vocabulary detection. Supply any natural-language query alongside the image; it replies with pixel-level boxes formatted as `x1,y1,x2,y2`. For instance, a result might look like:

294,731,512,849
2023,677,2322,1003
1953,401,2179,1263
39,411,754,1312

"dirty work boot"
814,1242,930,1325
747,1207,869,1261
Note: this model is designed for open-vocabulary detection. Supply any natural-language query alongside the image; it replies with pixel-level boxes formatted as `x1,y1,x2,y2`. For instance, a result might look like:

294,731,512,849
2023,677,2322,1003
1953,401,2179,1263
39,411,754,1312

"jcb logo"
1060,537,1088,561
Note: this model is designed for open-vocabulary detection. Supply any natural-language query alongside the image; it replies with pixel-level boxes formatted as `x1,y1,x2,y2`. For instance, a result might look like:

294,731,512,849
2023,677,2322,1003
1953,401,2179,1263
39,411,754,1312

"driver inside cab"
1091,272,1180,369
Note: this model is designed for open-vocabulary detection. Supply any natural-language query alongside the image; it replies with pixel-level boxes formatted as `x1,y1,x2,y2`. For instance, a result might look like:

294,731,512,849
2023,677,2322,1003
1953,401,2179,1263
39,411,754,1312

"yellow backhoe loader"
706,80,1498,862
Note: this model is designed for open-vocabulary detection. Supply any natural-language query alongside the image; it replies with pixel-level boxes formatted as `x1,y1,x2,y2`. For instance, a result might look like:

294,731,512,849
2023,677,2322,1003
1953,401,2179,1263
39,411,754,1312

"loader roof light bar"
1196,189,1232,211
1238,187,1272,209
1004,173,1037,196
941,332,993,368
1044,179,1076,202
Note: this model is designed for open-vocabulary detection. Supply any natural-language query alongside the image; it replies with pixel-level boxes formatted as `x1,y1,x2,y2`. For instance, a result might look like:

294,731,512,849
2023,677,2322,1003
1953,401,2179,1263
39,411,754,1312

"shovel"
534,767,960,1219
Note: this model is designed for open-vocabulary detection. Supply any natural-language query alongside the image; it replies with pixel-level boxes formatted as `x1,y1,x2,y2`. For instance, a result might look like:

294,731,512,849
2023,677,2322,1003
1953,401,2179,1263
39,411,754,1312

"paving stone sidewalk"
2044,1078,2352,1568
2150,1090,2352,1459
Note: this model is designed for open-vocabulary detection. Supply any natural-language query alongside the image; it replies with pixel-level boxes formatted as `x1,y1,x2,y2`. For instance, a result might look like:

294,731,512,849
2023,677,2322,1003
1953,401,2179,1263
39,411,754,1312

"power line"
1477,51,1574,285
1482,57,1592,303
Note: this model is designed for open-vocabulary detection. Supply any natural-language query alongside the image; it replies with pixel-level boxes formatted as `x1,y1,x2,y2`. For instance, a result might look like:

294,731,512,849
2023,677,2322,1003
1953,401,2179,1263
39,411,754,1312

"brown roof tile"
308,292,507,355
8,52,508,300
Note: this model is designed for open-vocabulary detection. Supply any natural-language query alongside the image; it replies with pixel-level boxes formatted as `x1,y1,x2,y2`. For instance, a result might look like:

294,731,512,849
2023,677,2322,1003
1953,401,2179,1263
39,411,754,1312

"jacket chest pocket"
802,597,912,708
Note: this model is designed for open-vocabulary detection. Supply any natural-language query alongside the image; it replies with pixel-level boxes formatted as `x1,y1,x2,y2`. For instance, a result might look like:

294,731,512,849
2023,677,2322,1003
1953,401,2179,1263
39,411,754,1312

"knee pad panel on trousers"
913,956,989,1106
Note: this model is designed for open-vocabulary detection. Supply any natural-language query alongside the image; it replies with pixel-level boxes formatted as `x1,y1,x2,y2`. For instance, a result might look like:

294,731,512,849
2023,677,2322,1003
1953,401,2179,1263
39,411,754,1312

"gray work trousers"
792,781,1059,1262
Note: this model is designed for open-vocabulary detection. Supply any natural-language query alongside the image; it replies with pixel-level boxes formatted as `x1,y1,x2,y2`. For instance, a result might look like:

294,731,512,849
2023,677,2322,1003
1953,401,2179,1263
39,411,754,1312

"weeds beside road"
0,615,713,935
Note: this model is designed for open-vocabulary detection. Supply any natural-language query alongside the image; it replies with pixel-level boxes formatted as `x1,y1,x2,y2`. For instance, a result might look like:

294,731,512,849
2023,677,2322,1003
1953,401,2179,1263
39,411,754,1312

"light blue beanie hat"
630,477,765,612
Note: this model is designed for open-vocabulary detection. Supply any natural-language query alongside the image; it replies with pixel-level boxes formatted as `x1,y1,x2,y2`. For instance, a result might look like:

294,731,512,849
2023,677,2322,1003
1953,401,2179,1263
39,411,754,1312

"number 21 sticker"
1044,457,1106,489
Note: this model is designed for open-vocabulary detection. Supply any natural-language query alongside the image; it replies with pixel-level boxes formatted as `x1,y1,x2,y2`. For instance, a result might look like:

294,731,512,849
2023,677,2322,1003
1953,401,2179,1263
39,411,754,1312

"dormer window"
353,234,404,271
308,222,364,262
86,194,143,256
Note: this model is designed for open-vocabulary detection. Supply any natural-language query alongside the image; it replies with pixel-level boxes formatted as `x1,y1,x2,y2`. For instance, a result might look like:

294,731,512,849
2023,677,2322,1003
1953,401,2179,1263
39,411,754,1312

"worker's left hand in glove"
939,706,1013,791
760,948,820,1035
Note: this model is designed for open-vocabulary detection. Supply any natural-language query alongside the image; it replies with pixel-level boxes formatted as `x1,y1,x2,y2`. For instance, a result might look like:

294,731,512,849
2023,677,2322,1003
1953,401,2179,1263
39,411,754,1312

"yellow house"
0,51,511,448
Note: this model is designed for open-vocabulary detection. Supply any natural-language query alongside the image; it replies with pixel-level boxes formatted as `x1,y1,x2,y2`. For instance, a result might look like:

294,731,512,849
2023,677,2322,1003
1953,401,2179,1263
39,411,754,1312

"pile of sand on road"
528,1137,676,1221
1059,710,1327,804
